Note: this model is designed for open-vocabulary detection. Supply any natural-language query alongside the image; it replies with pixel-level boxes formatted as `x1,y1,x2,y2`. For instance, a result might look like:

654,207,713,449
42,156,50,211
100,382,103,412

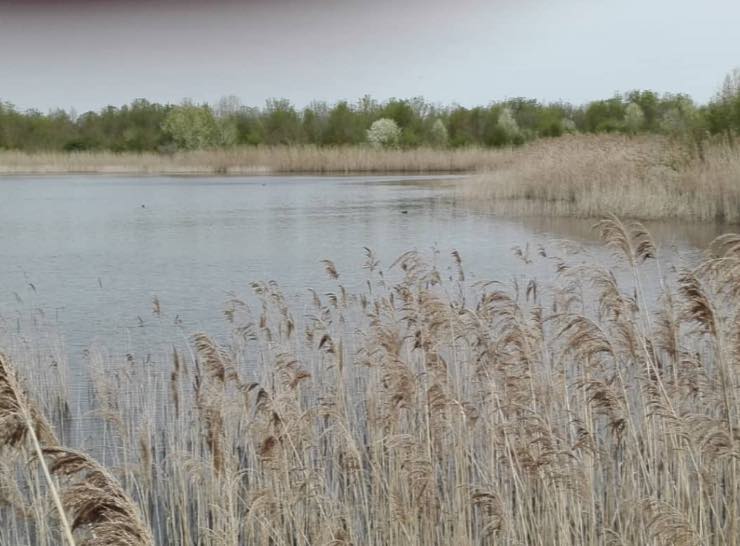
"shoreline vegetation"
3,73,740,154
2,220,740,544
2,69,740,221
0,146,504,175
3,134,740,223
461,134,740,224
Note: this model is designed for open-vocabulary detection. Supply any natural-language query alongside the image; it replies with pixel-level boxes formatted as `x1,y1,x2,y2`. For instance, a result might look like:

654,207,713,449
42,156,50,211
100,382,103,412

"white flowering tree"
497,107,520,141
660,97,699,136
560,118,577,134
429,119,448,147
367,118,401,149
624,103,645,134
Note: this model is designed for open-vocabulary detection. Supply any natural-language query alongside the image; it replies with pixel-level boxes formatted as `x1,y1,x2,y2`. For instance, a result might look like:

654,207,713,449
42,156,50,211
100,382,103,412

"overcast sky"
0,0,738,112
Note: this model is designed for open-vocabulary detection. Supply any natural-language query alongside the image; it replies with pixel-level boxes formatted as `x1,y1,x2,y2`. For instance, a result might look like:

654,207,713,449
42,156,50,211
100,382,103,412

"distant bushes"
1,69,740,152
162,103,229,150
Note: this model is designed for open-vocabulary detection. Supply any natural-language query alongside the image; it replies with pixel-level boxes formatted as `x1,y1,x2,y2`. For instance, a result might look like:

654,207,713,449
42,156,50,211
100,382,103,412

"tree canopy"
1,70,739,152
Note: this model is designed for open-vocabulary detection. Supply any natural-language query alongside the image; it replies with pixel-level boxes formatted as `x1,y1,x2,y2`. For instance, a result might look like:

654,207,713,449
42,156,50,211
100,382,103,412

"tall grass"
0,354,152,546
462,134,740,222
5,136,740,223
0,146,504,175
1,219,739,544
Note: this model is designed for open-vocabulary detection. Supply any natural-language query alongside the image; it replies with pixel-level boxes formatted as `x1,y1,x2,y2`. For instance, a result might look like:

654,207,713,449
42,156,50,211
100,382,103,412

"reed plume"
0,353,154,546
1,217,739,544
42,447,154,546
0,352,76,545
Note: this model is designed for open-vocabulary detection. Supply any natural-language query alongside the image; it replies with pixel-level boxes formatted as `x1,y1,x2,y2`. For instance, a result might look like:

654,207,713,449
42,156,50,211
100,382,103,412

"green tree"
378,99,425,146
584,97,625,132
262,99,303,145
707,68,740,136
161,103,220,150
323,101,365,145
625,90,660,130
301,102,328,145
659,95,699,136
446,107,472,147
231,107,263,145
536,105,566,137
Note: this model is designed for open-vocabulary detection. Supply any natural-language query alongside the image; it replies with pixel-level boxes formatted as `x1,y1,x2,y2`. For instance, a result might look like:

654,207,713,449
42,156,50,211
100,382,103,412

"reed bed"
0,146,504,175
1,217,740,545
5,136,740,224
462,135,740,222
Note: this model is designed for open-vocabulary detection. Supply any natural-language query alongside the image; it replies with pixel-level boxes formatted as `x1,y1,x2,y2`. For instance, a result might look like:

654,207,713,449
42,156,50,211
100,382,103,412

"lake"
0,173,734,537
0,174,726,360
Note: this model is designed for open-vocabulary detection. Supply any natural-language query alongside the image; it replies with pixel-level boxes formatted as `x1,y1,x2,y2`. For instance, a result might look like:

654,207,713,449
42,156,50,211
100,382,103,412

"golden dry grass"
461,134,740,222
0,354,152,546
0,146,504,175
1,219,740,545
5,136,740,224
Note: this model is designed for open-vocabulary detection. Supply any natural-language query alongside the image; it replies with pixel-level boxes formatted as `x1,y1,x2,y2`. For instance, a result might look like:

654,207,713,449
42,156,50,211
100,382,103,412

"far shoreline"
3,136,739,224
0,169,470,179
0,146,493,177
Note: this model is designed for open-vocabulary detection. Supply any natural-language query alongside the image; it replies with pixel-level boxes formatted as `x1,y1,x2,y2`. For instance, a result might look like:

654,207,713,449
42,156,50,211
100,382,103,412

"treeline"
1,70,740,152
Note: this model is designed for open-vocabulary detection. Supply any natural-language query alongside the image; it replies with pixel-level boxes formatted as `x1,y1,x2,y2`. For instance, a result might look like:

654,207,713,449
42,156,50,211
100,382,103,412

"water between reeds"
0,175,718,391
0,173,724,342
1,174,739,544
0,174,725,366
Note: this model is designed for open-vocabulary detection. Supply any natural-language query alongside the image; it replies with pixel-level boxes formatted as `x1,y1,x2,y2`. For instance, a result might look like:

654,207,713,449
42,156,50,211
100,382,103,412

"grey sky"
0,0,738,112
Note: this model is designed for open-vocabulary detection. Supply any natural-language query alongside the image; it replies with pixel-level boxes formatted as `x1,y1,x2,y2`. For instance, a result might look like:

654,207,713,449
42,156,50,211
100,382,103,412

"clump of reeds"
462,134,740,222
0,353,153,546
42,447,154,546
1,217,740,545
0,146,506,175
5,136,739,223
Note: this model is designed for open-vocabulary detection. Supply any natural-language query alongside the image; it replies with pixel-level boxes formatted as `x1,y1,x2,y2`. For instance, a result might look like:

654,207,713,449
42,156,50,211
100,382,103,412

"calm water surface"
0,174,728,357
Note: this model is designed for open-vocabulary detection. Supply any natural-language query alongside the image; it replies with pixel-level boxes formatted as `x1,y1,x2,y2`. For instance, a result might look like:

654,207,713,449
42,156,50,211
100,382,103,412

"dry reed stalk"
42,447,154,546
0,353,77,545
0,353,154,546
3,218,740,544
0,146,503,175
463,134,740,222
